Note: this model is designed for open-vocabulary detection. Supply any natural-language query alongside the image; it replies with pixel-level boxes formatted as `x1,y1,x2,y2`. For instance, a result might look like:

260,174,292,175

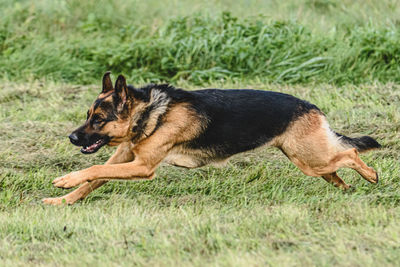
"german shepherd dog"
43,72,381,205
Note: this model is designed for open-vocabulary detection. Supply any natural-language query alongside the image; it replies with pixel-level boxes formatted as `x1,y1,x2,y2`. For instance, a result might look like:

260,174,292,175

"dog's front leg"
52,154,156,189
42,142,134,205
51,125,177,189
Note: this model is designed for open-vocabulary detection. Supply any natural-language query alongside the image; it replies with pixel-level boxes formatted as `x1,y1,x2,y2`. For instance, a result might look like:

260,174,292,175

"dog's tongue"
81,140,102,153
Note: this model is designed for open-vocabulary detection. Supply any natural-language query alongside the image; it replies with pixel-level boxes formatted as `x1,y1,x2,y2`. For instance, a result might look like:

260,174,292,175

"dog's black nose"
69,133,79,145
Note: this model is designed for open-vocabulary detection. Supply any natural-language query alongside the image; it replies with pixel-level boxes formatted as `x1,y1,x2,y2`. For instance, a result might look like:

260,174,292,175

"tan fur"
42,142,135,205
129,90,171,141
101,118,131,145
46,103,204,195
86,94,132,144
97,91,113,100
321,172,350,190
163,146,216,168
43,88,378,205
272,111,378,187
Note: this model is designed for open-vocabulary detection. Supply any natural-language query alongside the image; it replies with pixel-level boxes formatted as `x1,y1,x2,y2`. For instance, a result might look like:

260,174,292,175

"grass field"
1,0,400,266
1,81,399,266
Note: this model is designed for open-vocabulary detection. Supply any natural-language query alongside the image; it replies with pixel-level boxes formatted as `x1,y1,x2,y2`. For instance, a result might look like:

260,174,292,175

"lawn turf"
0,81,399,266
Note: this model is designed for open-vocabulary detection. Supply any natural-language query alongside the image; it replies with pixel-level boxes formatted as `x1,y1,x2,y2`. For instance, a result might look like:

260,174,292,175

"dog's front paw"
52,172,84,188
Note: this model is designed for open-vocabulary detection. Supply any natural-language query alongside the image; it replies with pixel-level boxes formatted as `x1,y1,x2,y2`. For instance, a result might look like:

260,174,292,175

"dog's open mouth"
81,138,109,154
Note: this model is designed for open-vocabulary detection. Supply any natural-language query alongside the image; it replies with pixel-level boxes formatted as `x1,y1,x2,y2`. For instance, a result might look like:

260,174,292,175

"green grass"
1,0,400,265
0,80,399,266
1,0,400,84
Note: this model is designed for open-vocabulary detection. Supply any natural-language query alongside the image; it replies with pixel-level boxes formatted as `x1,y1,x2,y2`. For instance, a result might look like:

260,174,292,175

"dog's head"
69,72,132,154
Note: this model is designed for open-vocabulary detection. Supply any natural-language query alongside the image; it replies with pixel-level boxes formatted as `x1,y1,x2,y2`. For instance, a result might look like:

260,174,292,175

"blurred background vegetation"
1,0,400,85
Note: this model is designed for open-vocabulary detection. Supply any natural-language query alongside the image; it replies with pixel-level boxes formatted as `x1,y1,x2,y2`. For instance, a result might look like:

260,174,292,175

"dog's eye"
93,118,104,125
91,115,105,125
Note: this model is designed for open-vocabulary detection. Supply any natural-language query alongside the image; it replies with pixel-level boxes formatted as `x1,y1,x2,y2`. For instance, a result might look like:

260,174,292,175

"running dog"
42,72,381,205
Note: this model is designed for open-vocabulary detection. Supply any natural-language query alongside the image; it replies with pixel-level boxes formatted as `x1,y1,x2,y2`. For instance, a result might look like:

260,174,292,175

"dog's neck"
127,87,171,143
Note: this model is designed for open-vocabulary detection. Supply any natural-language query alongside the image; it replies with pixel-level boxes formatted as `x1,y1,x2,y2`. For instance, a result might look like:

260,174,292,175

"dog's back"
183,89,320,157
164,87,380,190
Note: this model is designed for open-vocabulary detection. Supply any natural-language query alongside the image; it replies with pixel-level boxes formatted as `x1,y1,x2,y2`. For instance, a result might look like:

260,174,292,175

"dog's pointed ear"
114,74,128,112
102,71,113,93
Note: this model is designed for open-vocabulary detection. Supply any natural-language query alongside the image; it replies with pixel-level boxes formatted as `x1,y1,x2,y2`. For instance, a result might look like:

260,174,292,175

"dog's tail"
335,132,381,153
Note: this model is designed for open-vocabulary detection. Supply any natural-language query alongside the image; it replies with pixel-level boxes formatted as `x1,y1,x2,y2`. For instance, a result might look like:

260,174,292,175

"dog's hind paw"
42,197,70,205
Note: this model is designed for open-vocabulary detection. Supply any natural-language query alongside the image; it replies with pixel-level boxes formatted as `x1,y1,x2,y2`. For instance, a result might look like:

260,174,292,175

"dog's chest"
163,146,215,168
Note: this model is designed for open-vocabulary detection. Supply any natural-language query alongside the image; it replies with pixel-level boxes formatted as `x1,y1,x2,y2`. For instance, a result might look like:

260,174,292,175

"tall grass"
0,0,400,84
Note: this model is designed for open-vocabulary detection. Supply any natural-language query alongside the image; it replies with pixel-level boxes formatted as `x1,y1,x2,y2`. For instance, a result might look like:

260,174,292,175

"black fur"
90,98,118,128
184,89,321,157
69,123,110,151
131,85,322,158
131,105,153,141
335,133,381,152
57,76,381,205
75,81,381,158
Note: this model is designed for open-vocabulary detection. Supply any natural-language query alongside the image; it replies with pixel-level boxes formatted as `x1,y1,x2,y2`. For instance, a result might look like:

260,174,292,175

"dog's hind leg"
42,142,134,205
276,110,378,188
288,147,378,186
321,172,350,190
314,148,378,184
